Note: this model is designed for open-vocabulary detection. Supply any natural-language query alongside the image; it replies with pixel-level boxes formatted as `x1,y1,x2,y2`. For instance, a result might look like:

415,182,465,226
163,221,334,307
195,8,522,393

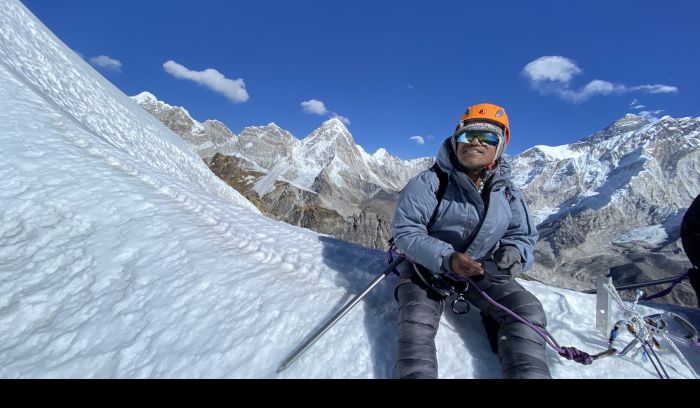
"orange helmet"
458,103,510,145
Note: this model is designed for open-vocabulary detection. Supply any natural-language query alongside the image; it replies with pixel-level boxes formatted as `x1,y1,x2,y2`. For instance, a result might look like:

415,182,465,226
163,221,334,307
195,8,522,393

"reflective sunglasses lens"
481,133,499,146
455,131,499,146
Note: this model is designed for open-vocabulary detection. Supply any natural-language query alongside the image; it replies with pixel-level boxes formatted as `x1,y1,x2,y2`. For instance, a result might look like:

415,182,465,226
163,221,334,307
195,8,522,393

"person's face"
455,133,498,170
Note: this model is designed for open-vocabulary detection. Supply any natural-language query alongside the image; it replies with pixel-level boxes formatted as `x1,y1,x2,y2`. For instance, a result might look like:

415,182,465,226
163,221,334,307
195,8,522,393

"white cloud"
89,55,122,72
163,60,249,103
407,83,415,90
301,99,328,115
631,104,646,110
409,136,425,145
522,56,582,83
630,98,639,106
331,113,350,125
522,56,678,104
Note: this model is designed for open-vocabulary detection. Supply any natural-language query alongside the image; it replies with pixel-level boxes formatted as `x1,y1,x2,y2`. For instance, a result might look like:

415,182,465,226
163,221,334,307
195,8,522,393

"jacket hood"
435,136,511,188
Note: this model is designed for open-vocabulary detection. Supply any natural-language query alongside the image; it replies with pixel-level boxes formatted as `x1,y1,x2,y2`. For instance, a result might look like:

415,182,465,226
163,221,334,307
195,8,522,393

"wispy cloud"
522,56,678,104
302,99,350,125
407,83,415,90
331,113,350,125
629,99,646,110
630,85,678,94
409,136,425,145
89,55,122,73
163,60,249,103
638,110,664,120
301,99,328,115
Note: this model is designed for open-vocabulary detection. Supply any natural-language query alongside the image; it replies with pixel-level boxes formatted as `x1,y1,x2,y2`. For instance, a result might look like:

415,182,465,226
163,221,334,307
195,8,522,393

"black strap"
426,163,448,231
387,163,448,249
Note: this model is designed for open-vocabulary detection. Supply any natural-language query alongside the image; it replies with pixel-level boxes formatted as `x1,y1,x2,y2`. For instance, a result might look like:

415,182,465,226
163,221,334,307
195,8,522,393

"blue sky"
22,0,699,160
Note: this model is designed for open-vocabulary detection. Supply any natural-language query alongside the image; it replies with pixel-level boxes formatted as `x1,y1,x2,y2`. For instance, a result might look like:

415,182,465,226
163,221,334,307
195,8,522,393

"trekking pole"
276,257,405,374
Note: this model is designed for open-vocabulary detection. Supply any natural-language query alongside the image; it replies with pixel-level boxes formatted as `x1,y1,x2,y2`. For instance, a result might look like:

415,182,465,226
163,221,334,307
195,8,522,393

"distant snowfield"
528,144,585,161
0,0,699,378
614,225,669,245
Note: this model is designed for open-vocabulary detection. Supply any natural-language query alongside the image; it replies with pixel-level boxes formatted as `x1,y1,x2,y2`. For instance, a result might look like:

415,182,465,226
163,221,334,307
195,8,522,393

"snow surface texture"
1,0,699,378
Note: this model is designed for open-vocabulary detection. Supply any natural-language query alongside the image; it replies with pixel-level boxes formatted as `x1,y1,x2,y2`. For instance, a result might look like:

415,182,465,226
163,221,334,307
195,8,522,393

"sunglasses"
455,131,500,147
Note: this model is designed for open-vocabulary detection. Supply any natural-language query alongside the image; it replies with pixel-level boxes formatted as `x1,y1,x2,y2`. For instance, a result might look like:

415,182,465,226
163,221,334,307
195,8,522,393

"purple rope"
466,276,594,365
386,244,406,276
640,271,690,302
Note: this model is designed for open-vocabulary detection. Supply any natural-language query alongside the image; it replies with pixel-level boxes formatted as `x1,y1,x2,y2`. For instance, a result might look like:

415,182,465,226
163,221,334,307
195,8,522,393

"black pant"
395,264,552,379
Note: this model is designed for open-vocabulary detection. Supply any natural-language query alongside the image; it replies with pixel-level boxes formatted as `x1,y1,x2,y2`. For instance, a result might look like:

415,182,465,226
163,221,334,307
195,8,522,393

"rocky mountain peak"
604,113,650,136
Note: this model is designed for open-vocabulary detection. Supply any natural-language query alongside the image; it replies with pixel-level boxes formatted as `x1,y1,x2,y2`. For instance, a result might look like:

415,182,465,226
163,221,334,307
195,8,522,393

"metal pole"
596,275,613,336
276,257,405,374
582,274,689,294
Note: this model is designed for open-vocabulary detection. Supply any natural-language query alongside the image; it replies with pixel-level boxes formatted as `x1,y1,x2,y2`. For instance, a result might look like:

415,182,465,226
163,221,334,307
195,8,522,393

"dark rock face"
342,210,393,251
207,153,266,209
207,153,395,250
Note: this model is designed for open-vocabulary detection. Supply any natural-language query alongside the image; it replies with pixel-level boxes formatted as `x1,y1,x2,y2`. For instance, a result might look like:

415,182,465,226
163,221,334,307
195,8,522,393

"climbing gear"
411,262,471,314
598,282,700,379
277,256,405,374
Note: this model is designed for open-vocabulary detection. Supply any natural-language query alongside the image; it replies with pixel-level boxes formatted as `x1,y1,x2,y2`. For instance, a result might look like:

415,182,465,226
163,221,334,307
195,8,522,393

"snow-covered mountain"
132,93,433,215
132,91,238,158
510,114,700,306
2,0,700,378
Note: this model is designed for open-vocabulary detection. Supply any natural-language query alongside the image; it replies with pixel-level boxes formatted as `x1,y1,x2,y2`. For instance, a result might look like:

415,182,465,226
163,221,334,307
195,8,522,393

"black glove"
494,246,522,278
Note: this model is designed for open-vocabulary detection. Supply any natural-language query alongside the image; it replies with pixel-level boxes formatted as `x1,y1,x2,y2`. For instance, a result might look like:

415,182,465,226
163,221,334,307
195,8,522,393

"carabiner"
451,294,471,315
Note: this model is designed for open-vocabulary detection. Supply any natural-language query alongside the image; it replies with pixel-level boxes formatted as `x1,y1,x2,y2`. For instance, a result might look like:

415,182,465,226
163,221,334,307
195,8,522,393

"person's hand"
494,246,522,276
449,252,484,279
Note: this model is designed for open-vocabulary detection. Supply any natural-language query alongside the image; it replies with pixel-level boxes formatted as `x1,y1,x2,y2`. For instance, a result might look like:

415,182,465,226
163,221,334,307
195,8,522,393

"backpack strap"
426,163,448,232
387,163,447,248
